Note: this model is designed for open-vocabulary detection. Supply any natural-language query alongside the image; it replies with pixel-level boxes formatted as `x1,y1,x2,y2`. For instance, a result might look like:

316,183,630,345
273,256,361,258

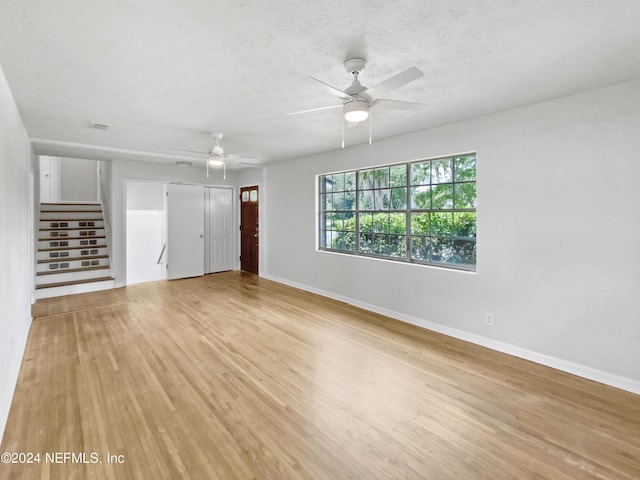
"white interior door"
167,184,205,280
205,187,234,273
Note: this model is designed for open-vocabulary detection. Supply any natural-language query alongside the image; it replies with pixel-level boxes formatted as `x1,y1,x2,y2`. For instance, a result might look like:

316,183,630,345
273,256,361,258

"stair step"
39,221,105,231
36,276,114,290
38,255,108,264
36,266,112,285
40,203,102,212
35,277,116,299
38,248,109,262
37,258,110,273
39,240,106,250
38,244,108,253
40,226,105,231
39,230,105,239
41,202,100,205
39,218,103,223
39,236,105,242
37,265,110,276
40,209,102,213
40,211,105,220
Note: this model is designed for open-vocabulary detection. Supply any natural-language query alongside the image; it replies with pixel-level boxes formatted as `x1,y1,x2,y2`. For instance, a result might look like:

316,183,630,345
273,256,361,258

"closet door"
205,187,234,273
166,184,205,280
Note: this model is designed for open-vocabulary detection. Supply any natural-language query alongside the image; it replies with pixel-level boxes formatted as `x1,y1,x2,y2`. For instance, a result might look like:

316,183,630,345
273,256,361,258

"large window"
319,153,476,270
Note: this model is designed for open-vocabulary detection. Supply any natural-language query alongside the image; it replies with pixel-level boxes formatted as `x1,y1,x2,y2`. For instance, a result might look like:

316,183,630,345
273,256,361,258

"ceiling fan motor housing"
344,57,367,74
211,144,224,157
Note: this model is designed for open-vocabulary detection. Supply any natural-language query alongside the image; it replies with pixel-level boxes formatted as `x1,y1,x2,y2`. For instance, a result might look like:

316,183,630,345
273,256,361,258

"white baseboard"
263,274,640,396
0,316,31,446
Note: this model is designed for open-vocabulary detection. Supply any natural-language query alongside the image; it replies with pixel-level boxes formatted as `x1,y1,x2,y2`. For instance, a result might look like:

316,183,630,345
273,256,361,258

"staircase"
36,203,115,299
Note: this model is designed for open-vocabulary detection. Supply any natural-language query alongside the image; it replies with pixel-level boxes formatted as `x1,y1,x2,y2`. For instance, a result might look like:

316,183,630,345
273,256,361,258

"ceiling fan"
289,58,427,147
172,133,260,179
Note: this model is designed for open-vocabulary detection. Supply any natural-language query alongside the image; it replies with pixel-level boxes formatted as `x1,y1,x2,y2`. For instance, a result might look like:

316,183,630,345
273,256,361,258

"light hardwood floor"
1,271,639,479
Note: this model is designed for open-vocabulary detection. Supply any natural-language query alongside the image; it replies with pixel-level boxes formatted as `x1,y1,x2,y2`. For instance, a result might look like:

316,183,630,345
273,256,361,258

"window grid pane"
319,154,476,270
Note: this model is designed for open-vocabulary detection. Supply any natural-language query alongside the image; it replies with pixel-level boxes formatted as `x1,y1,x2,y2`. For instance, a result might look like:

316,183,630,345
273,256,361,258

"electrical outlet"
485,313,494,326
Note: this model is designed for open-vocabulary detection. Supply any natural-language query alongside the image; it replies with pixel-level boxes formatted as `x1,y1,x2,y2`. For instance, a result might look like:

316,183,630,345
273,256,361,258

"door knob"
200,234,204,238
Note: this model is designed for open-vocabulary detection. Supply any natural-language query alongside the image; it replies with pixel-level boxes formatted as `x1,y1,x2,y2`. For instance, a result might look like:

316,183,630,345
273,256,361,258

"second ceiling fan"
290,57,428,146
172,133,259,179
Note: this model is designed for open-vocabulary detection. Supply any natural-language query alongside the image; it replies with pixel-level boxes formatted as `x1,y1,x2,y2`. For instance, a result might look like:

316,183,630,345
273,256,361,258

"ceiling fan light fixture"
208,158,224,167
344,100,369,123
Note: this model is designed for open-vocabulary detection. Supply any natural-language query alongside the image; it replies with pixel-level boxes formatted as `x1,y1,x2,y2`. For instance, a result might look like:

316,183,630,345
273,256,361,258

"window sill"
316,248,477,274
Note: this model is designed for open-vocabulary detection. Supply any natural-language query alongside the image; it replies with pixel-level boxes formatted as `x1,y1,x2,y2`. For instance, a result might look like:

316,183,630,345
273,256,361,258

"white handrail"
156,243,166,265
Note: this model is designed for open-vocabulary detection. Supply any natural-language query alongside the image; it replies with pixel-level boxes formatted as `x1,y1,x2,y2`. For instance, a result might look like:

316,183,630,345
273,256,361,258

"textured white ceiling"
1,0,639,166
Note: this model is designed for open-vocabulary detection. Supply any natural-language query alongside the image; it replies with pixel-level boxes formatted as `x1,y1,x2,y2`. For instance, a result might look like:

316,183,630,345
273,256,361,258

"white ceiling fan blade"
224,154,262,166
309,76,353,100
236,162,263,168
361,66,423,100
288,104,343,115
171,148,208,155
373,99,428,111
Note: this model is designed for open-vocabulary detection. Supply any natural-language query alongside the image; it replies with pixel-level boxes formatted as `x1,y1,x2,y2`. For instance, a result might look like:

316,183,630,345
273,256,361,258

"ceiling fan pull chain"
369,109,372,145
223,159,226,180
206,157,209,178
341,115,345,149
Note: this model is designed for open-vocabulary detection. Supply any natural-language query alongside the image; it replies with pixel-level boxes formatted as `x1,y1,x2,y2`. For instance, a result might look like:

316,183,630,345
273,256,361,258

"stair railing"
156,243,166,265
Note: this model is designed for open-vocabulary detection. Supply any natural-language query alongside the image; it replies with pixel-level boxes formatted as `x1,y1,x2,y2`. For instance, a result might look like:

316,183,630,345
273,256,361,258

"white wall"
110,160,240,286
31,151,40,304
126,182,165,285
0,64,33,443
263,79,640,392
59,157,97,201
236,167,264,187
126,182,165,210
59,157,98,201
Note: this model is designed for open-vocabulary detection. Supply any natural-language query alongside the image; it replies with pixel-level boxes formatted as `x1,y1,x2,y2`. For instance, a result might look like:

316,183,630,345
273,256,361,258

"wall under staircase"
36,202,115,299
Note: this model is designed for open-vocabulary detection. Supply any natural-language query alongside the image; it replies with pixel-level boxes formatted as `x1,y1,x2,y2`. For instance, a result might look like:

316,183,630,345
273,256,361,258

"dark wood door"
240,186,259,274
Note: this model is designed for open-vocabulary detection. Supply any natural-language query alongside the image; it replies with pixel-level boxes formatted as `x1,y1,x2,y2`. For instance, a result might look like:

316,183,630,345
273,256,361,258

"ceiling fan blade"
171,148,208,155
373,98,428,111
288,104,343,115
361,66,424,100
225,154,262,165
309,76,353,100
236,162,263,168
